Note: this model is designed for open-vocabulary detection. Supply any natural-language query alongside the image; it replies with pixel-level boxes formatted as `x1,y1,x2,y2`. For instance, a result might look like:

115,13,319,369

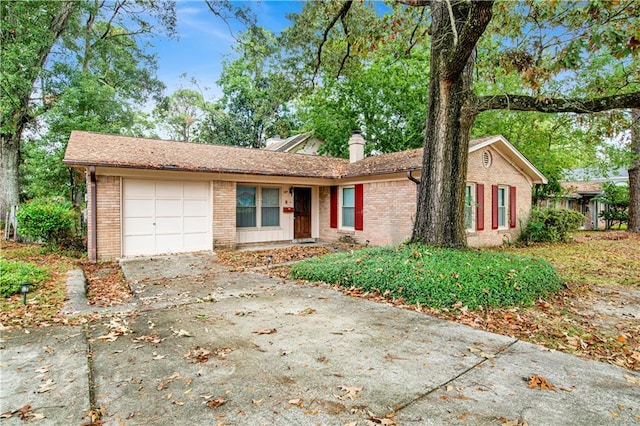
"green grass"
0,258,49,297
290,244,563,309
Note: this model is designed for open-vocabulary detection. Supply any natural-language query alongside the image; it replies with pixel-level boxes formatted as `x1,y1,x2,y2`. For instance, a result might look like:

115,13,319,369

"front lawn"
291,244,563,309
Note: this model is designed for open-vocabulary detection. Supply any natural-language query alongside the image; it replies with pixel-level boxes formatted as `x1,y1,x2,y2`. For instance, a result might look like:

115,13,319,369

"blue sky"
151,1,302,99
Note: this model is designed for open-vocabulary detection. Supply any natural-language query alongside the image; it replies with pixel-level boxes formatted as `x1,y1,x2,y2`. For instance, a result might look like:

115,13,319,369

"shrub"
291,244,563,310
0,259,49,297
16,197,77,250
519,208,584,244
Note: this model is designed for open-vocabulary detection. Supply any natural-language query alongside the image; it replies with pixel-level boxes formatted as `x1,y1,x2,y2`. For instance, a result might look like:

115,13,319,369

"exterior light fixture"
266,255,273,270
289,186,294,195
21,283,31,305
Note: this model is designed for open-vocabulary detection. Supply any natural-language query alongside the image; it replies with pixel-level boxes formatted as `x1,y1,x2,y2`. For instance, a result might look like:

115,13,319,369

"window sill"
338,228,355,235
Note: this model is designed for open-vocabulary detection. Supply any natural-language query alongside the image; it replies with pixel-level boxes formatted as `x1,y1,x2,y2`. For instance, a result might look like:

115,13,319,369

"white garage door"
123,179,211,256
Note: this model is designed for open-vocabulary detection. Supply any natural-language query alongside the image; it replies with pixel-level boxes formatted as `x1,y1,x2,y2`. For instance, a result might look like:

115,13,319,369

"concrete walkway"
1,254,639,425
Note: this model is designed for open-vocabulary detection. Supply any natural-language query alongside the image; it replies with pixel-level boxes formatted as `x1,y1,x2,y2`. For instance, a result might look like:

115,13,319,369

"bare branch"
443,0,458,46
313,1,353,82
406,7,427,55
336,12,351,78
473,92,640,114
397,0,431,6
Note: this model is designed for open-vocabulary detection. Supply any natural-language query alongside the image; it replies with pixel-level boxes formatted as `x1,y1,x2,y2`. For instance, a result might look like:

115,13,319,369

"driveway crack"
393,338,520,414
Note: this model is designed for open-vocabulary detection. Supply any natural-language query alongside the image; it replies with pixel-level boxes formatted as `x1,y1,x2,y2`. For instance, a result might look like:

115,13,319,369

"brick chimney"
348,132,365,163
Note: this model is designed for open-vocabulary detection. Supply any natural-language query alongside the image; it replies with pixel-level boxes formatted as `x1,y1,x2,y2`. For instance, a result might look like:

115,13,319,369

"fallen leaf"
528,375,556,391
297,308,316,315
253,328,277,335
37,379,56,393
252,399,263,406
185,346,211,363
205,397,227,408
35,365,51,374
335,386,362,400
132,333,164,344
172,328,193,337
479,352,495,359
623,373,640,386
288,398,304,408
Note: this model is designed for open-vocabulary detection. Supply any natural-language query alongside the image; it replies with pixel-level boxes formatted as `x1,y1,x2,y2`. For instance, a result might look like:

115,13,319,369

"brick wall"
467,146,533,246
212,180,236,250
319,147,534,248
319,180,417,246
96,175,121,260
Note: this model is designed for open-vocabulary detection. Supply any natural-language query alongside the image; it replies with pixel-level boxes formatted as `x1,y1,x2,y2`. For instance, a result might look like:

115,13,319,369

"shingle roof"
561,181,603,196
343,148,423,177
63,131,348,178
63,131,544,182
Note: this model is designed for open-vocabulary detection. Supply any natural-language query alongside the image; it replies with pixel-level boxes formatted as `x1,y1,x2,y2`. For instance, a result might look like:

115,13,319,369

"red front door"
294,188,311,239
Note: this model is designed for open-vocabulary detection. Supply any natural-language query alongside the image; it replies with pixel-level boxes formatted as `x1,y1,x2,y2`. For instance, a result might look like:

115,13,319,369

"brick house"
63,131,546,261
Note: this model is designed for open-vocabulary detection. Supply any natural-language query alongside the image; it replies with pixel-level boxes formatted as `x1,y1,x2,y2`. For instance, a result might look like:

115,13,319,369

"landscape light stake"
266,255,273,270
21,283,30,305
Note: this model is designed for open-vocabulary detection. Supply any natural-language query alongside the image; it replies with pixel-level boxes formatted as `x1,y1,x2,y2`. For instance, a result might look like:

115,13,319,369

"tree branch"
397,0,431,6
313,1,352,83
406,7,427,54
473,92,640,114
442,0,494,81
336,13,351,78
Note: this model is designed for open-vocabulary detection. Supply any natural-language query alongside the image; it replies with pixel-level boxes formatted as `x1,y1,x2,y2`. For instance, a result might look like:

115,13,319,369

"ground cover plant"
0,258,49,297
290,245,563,309
0,240,131,328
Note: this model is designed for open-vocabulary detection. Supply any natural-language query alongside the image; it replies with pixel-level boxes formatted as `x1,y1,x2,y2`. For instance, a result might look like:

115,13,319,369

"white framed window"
497,186,507,228
464,183,475,231
236,185,280,228
341,186,355,228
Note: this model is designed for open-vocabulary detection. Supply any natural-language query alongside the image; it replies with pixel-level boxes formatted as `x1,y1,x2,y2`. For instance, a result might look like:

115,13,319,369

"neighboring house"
63,131,546,261
543,168,629,230
264,132,325,155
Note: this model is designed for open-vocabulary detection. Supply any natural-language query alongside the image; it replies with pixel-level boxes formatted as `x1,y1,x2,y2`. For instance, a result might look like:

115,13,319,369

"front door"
294,188,311,239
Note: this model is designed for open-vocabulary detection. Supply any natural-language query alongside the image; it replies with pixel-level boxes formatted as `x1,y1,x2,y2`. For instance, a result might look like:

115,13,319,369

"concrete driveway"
1,253,639,425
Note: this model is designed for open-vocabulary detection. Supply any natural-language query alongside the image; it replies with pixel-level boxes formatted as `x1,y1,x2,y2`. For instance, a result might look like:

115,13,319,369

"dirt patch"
80,261,133,307
217,245,335,270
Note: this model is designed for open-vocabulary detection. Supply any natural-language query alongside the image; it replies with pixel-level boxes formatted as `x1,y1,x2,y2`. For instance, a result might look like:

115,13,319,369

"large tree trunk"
628,109,640,233
411,0,493,247
0,1,76,220
1,134,22,218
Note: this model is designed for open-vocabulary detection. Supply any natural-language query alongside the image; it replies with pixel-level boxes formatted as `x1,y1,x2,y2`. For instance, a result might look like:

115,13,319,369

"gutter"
89,166,97,262
407,170,421,185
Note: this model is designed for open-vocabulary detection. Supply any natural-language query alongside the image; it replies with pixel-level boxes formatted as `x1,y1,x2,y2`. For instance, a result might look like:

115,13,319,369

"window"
497,186,507,228
236,185,280,228
236,186,256,227
342,187,355,228
261,187,280,227
464,184,474,230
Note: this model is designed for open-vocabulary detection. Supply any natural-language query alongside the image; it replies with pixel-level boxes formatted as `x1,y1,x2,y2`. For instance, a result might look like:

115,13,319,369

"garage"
123,179,211,256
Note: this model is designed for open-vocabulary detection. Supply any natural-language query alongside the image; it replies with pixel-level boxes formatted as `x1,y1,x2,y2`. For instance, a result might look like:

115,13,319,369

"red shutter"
476,184,484,231
354,184,364,231
509,186,517,228
330,186,338,228
491,185,499,229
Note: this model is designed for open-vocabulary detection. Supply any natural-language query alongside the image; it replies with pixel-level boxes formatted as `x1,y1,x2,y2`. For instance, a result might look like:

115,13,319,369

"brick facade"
212,180,236,250
80,137,540,260
95,175,121,260
466,146,532,246
319,181,417,246
318,147,535,248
